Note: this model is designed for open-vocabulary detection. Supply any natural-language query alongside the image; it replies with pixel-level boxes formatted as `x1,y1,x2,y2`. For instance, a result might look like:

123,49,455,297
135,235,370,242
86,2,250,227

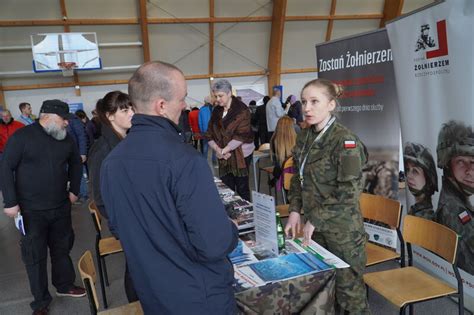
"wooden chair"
78,250,143,315
256,143,275,195
276,157,304,218
364,215,464,315
89,202,124,309
359,192,404,267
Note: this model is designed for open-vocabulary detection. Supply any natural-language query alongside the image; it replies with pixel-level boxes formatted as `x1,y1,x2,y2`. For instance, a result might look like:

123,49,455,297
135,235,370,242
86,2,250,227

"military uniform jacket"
437,178,474,274
409,199,435,220
288,121,368,233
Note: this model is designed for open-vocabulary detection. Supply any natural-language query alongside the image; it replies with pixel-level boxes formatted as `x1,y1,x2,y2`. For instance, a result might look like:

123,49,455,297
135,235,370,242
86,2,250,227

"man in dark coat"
2,100,85,315
100,61,239,314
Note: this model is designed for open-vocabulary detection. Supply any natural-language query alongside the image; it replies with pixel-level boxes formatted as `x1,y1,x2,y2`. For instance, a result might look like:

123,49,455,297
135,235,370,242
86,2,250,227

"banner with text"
316,29,401,200
387,0,474,301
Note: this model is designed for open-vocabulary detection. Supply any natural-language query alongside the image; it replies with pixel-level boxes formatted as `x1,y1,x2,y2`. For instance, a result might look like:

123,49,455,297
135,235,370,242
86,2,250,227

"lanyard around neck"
298,116,336,188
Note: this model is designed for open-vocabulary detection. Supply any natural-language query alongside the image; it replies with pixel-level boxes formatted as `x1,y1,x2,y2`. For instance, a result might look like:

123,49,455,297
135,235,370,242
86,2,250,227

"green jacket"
437,178,474,274
288,121,368,233
409,199,435,220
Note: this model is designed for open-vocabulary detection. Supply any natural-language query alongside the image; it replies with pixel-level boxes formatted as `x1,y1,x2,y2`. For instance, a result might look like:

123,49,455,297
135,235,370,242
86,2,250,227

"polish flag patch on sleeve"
458,211,471,225
344,140,356,149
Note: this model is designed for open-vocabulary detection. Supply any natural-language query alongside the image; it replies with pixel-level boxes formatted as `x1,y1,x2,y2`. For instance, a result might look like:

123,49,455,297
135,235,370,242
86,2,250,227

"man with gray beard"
1,100,85,315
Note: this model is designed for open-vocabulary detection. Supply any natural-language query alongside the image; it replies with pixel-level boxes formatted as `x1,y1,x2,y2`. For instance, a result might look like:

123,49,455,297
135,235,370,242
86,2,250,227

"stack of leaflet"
214,177,255,234
231,238,348,292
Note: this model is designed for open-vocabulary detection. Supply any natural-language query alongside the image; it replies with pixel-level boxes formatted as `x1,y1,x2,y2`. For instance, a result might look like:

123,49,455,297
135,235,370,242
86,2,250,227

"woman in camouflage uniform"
403,142,438,220
284,78,370,314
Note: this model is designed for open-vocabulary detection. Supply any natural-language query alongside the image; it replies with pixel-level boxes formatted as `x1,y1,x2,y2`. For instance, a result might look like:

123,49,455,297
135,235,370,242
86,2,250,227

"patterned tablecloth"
235,268,336,315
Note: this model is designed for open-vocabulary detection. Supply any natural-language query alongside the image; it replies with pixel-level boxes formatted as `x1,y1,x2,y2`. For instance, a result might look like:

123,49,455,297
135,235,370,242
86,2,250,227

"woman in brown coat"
207,79,255,201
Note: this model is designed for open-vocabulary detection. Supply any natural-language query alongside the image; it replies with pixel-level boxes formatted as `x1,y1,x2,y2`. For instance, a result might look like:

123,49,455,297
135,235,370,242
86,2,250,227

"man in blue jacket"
100,61,239,314
66,114,88,203
198,96,216,162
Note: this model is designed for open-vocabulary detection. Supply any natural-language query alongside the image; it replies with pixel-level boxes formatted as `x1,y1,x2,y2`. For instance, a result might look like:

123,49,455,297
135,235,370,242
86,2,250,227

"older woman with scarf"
207,79,255,201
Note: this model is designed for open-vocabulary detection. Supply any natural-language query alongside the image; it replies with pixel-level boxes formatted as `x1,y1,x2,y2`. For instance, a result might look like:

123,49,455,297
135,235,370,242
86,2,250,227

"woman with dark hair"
207,79,255,201
88,91,136,302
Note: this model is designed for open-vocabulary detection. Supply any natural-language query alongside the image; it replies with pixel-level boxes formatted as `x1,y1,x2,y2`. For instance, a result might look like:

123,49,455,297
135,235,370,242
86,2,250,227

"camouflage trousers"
313,230,371,315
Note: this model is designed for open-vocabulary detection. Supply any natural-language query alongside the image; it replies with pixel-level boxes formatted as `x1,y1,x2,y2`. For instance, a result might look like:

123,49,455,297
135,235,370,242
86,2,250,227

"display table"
236,268,336,315
215,178,337,315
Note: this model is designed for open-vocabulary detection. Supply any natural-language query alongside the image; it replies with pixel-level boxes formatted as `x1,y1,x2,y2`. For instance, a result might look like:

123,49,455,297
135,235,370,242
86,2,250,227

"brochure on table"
214,177,255,233
231,238,347,291
251,191,278,256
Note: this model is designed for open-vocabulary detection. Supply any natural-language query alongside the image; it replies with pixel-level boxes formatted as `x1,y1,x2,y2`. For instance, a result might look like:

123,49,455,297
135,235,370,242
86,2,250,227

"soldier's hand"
302,220,315,246
4,205,20,218
284,212,301,239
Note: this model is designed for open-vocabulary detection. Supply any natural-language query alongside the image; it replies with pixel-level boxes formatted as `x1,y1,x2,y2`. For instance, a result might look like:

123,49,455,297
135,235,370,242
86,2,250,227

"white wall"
280,72,317,101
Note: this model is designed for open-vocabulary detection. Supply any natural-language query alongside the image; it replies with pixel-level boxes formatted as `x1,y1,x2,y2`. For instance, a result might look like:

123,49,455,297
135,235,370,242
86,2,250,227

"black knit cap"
39,100,73,119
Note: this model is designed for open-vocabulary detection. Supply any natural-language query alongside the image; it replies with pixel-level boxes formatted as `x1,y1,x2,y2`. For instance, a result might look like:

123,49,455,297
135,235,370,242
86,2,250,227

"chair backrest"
282,157,294,191
258,143,270,151
88,202,102,232
403,215,458,264
359,192,402,229
78,250,100,312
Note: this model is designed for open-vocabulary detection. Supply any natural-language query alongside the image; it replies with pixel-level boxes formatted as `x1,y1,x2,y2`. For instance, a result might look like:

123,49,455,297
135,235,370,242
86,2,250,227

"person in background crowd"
179,108,192,143
88,91,137,302
90,109,102,139
75,109,96,149
1,109,25,155
101,61,238,314
436,121,474,274
403,142,438,220
1,100,85,315
0,109,25,190
199,95,216,162
266,88,288,139
285,79,370,314
249,100,260,148
188,107,201,150
207,79,255,201
18,102,36,125
269,116,297,188
286,95,304,127
66,113,88,204
255,96,270,144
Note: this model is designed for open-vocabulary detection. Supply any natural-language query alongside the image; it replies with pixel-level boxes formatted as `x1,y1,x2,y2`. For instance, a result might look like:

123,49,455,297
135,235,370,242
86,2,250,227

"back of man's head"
128,61,183,114
273,89,281,97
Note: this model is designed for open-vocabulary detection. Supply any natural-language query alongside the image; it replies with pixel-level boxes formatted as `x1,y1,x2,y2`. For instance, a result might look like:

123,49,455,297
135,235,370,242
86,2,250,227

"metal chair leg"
409,304,413,315
400,305,407,315
96,251,108,309
102,256,110,287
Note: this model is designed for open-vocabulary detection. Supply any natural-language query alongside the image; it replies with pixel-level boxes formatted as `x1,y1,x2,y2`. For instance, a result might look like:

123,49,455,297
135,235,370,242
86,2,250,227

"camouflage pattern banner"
386,0,474,306
315,29,401,200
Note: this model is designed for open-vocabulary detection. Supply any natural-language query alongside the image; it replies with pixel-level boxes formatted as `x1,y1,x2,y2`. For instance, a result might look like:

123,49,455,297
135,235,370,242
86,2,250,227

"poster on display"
62,98,84,113
386,0,474,303
235,84,266,106
252,191,278,256
316,29,401,201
